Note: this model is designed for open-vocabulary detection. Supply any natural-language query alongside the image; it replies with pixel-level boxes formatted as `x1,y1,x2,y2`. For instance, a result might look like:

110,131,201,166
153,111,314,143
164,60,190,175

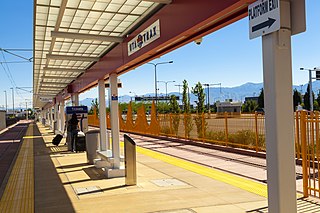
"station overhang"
33,0,255,108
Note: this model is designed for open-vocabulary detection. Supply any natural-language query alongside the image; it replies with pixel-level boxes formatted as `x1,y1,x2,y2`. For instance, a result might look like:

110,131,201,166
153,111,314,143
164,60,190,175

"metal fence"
88,104,319,198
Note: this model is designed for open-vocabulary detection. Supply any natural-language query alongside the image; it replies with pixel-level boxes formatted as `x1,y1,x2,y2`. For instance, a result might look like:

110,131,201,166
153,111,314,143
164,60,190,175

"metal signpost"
249,0,305,212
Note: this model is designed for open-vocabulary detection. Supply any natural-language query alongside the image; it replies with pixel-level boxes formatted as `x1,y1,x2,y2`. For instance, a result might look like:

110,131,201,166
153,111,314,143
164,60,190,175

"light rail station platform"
0,122,319,212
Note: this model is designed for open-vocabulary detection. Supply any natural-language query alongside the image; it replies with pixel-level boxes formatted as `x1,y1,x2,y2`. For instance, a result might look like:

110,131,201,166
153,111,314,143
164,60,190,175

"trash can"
85,130,100,164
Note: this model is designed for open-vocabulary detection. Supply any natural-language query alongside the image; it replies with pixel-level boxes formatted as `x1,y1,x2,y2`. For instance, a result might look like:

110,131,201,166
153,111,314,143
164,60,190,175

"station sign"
249,0,280,39
65,106,88,114
127,19,160,56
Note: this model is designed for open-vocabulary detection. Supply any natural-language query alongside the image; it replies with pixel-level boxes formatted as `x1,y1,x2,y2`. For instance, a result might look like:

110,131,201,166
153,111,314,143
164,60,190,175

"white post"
262,1,296,212
71,93,79,106
54,103,58,132
109,73,120,168
98,79,108,151
50,106,53,129
47,108,51,126
59,101,65,133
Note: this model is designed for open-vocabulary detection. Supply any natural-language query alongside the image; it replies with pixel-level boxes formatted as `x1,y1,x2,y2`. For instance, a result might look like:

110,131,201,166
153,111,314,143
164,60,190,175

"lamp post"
147,61,173,106
4,90,7,113
175,84,183,104
10,87,14,116
202,83,221,113
129,91,136,102
300,67,319,111
157,80,175,102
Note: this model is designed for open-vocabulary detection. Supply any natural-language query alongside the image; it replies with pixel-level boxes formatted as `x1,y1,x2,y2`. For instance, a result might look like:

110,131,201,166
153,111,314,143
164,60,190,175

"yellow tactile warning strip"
135,145,269,198
0,124,34,213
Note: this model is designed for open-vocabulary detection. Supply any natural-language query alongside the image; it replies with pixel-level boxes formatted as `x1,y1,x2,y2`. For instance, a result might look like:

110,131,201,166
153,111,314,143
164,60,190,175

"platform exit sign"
249,0,280,39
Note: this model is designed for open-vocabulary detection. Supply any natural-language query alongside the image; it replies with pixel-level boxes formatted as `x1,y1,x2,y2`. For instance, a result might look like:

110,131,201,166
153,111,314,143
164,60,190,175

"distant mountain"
79,82,320,106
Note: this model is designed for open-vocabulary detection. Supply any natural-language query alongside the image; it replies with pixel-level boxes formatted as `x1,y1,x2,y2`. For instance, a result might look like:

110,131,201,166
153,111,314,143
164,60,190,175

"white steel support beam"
142,0,172,4
51,31,123,43
43,67,86,73
109,73,120,168
47,54,100,62
263,1,296,212
43,76,76,80
98,79,108,151
71,93,79,106
41,84,68,87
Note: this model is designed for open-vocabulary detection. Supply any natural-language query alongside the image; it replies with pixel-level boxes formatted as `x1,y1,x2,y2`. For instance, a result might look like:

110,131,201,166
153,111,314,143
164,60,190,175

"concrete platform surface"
37,123,269,213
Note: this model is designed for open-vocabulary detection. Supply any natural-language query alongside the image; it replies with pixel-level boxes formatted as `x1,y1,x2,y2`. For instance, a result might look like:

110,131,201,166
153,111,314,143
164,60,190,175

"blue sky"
0,1,319,107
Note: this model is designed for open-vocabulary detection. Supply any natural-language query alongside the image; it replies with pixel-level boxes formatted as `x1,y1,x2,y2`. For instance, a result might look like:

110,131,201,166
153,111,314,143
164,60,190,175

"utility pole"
10,87,14,116
4,90,7,112
26,101,28,120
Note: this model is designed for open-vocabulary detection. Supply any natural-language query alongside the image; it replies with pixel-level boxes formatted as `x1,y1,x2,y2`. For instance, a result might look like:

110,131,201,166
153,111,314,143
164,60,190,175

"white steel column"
54,103,58,133
262,1,296,212
71,93,79,106
59,101,65,133
109,73,120,168
98,79,107,151
50,106,53,129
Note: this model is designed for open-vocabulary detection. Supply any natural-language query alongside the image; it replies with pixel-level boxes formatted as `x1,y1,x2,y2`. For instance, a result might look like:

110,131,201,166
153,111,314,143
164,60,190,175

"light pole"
300,67,319,111
157,80,175,102
202,83,221,113
147,61,173,106
175,84,183,104
25,100,28,120
4,90,7,113
10,87,14,116
129,91,136,102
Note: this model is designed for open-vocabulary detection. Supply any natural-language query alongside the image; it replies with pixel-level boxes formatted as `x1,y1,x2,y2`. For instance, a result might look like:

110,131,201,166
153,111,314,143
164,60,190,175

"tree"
169,95,180,136
304,84,315,110
89,98,99,115
192,82,206,113
182,80,190,113
242,100,258,112
293,89,302,111
182,80,193,137
169,95,180,113
192,82,207,138
258,88,264,109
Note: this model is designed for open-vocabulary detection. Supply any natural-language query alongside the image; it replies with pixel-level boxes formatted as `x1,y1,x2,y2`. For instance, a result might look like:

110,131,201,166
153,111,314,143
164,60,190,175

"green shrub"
205,130,226,141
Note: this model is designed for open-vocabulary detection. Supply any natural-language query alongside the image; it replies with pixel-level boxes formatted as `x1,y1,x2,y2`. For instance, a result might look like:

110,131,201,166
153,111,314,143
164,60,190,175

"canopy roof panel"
33,0,165,107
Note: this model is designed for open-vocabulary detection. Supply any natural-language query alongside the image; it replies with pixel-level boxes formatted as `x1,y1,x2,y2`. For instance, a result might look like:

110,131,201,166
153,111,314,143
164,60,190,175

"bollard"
124,134,137,186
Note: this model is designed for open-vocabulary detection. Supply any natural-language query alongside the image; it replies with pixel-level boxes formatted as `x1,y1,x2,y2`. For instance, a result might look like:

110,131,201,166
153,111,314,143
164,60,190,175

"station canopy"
33,0,171,108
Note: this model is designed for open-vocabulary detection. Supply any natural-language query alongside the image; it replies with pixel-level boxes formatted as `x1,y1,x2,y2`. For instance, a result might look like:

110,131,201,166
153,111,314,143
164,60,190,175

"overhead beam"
46,54,100,62
40,82,70,87
142,0,172,4
51,31,123,43
43,76,76,80
43,67,86,73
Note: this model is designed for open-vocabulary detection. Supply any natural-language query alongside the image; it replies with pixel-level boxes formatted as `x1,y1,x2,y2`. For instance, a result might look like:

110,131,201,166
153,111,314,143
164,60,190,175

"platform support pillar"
263,1,297,212
109,73,120,169
98,79,108,151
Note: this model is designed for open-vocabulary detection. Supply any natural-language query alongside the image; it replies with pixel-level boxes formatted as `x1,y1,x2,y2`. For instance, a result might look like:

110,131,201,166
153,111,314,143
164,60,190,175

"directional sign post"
249,0,280,39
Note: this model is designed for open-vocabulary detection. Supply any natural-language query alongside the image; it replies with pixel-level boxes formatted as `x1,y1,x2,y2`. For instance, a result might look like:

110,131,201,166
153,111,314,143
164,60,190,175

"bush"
205,130,226,141
228,130,265,150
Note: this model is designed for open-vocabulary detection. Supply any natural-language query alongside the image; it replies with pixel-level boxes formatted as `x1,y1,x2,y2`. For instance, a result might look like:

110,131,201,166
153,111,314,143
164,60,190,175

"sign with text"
127,20,160,56
249,0,280,39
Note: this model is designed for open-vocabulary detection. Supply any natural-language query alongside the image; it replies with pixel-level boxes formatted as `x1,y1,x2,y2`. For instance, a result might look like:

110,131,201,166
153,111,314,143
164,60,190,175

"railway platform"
0,122,319,212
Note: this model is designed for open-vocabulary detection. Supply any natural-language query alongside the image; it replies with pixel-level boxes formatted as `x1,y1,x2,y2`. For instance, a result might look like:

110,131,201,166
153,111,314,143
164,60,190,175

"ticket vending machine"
65,106,88,151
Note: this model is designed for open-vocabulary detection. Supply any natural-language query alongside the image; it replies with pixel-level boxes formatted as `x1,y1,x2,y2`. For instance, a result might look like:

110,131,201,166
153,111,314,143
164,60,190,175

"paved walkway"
0,122,319,212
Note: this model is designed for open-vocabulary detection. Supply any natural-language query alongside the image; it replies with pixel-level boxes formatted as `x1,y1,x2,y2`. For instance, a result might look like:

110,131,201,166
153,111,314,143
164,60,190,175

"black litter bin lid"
86,129,100,134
